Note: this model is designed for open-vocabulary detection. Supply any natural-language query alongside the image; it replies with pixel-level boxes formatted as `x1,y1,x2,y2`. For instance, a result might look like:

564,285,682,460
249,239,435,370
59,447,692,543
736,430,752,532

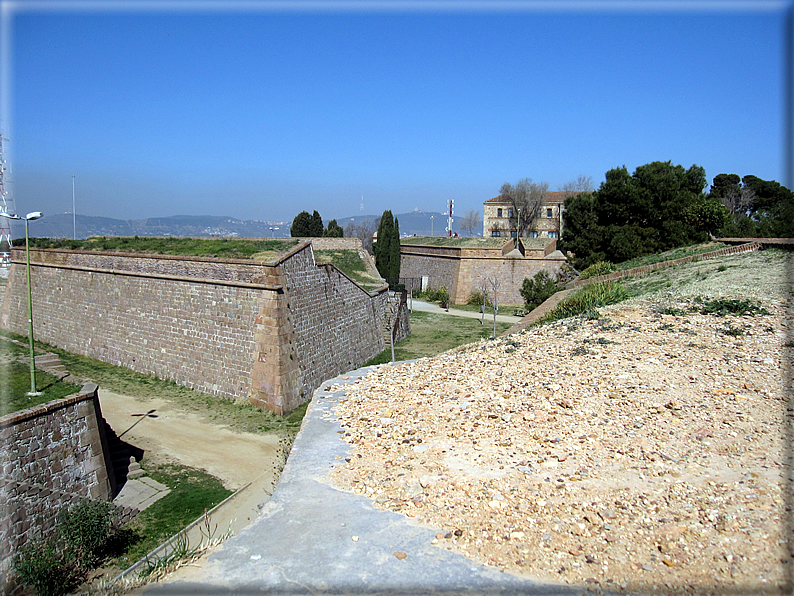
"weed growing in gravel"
721,324,746,337
655,305,689,316
697,297,769,317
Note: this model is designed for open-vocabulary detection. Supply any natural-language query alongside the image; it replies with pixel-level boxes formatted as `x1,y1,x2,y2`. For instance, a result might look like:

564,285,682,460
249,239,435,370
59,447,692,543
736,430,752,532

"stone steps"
19,351,76,382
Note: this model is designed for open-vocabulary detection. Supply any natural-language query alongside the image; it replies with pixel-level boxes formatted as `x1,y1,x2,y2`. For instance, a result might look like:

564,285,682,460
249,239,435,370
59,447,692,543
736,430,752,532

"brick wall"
1,245,389,414
1,251,269,401
0,384,113,591
456,256,565,306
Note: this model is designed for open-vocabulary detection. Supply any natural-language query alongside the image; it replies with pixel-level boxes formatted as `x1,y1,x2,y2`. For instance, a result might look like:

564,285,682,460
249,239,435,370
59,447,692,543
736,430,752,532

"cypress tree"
389,217,401,281
375,210,394,279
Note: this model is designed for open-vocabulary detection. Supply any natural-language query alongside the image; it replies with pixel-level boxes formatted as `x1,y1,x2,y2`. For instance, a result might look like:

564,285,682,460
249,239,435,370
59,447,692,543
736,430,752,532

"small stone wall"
401,240,566,305
0,384,113,591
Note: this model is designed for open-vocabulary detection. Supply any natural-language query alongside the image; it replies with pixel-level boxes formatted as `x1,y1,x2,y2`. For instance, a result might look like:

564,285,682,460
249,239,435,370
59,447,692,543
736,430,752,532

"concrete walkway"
114,477,171,512
409,299,522,325
140,368,584,595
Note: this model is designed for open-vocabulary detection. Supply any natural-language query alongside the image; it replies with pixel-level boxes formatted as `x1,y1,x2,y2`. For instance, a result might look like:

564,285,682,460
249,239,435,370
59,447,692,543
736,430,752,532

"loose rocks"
330,294,793,595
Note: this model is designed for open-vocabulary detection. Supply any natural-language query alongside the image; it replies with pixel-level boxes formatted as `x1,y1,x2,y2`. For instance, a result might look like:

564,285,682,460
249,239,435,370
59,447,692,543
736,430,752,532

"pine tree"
310,210,324,237
324,219,344,237
290,211,313,237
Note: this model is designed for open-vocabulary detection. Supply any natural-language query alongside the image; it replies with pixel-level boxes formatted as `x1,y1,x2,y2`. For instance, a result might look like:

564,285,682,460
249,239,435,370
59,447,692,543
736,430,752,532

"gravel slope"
330,249,793,595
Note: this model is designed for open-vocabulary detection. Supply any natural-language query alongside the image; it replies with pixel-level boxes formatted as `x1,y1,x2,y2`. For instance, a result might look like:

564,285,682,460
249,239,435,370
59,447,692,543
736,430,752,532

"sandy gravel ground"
330,253,793,595
99,390,282,491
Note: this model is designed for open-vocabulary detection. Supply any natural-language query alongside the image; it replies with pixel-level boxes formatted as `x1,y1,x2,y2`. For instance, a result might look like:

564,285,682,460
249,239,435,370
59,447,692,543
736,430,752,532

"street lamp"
0,210,43,395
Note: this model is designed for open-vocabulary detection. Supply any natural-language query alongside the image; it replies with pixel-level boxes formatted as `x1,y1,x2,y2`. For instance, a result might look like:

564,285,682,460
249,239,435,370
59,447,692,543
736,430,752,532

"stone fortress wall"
1,240,408,415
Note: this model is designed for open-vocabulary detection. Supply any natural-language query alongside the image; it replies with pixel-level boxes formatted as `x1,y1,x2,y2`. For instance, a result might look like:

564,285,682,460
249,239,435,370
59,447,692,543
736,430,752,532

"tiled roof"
483,191,570,206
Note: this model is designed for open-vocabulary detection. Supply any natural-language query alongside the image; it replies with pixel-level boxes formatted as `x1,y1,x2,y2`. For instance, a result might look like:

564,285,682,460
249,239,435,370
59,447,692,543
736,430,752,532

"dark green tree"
324,219,344,237
374,210,395,280
290,211,313,237
310,210,324,237
559,192,607,269
561,161,727,269
711,174,794,238
389,217,401,280
740,175,794,237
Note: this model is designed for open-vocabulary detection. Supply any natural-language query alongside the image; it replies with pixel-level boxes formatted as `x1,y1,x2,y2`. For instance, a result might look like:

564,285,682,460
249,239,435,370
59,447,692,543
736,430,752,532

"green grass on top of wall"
313,249,383,289
20,236,299,260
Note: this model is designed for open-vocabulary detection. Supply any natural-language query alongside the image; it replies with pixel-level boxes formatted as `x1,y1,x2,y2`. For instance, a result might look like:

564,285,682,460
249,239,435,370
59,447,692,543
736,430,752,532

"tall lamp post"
1,210,43,395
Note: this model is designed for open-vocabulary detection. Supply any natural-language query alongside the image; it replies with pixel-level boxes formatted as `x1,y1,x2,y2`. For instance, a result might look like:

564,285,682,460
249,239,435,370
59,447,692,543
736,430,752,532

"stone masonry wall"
277,243,386,398
1,245,391,414
0,384,112,592
1,251,269,401
456,255,566,306
401,243,566,305
23,249,272,283
400,249,460,297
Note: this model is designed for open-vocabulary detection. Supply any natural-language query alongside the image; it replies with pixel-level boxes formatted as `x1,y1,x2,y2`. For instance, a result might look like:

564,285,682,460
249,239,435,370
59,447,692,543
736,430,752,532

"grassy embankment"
531,242,790,326
366,310,512,365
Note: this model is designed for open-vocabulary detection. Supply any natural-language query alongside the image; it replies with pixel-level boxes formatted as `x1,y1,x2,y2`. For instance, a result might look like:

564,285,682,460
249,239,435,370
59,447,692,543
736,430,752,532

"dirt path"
98,390,282,491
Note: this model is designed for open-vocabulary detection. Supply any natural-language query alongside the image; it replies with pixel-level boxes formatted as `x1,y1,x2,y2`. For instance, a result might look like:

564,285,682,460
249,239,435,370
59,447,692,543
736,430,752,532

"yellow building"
483,191,568,239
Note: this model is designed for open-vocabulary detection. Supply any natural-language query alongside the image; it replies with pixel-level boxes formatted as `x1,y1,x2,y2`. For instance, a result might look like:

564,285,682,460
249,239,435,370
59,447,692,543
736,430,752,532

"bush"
466,289,492,308
579,261,617,280
13,500,119,596
418,286,449,304
535,281,630,325
520,271,561,311
12,540,80,596
57,500,116,567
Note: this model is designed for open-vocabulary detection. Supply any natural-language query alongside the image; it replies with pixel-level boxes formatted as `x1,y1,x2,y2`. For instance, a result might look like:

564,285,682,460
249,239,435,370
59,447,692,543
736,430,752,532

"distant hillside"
7,209,471,240
337,210,462,237
8,213,291,240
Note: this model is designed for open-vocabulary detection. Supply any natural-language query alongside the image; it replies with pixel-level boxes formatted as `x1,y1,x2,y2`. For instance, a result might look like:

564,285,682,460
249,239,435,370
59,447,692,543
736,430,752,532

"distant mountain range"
7,210,464,240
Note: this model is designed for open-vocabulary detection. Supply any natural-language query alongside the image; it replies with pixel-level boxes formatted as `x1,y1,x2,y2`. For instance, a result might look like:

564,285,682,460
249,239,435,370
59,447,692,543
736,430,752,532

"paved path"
114,477,171,511
409,299,522,325
140,368,583,595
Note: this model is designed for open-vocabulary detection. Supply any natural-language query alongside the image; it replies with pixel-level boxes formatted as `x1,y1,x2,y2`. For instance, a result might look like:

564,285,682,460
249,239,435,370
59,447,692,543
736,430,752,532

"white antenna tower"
360,195,364,213
0,131,14,268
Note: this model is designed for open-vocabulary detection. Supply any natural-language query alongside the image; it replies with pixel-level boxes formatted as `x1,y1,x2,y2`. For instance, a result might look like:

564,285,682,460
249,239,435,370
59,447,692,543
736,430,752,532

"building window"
497,208,503,217
529,231,538,238
549,231,558,239
510,230,517,238
547,208,553,218
491,230,501,237
508,208,514,218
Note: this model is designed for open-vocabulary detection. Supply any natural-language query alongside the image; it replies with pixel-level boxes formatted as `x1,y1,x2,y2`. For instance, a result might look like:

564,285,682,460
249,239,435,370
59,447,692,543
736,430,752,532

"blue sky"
2,1,791,223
